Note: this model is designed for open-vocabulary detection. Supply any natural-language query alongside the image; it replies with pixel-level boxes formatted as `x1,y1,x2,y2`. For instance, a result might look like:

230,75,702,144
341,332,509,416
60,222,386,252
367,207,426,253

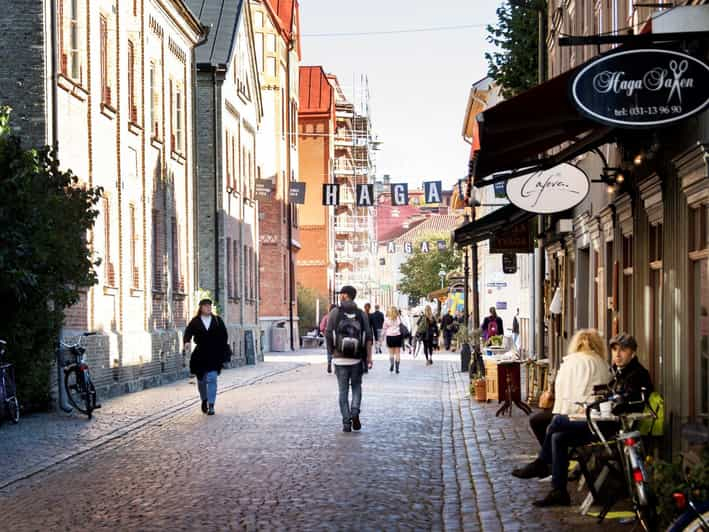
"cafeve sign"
571,48,709,128
505,163,590,214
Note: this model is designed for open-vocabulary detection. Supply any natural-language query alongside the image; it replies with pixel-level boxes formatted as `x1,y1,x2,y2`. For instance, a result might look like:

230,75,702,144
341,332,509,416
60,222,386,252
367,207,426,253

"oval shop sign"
571,48,709,128
505,163,590,215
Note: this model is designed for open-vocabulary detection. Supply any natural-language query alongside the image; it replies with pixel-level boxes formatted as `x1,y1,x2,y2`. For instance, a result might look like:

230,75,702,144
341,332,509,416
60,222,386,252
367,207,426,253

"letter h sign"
322,184,340,206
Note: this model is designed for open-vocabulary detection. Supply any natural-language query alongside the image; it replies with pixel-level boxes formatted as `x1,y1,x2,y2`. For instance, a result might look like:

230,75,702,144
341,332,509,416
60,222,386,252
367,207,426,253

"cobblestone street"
1,352,629,531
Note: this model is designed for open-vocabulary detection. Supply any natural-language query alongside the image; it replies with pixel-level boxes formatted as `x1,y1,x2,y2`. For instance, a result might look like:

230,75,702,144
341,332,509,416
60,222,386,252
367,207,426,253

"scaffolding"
330,74,379,303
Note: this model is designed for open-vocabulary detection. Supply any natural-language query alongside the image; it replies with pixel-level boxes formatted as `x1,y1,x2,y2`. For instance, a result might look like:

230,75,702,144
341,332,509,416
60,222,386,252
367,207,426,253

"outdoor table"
484,358,532,416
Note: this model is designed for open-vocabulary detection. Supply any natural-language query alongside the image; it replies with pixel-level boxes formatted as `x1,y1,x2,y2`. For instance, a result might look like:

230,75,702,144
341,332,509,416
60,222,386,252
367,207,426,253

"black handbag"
399,322,410,339
223,343,233,363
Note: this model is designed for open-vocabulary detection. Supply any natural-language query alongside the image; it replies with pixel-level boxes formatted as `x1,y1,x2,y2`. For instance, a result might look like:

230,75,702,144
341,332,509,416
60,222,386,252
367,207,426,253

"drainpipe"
212,67,221,306
50,0,71,413
286,40,295,351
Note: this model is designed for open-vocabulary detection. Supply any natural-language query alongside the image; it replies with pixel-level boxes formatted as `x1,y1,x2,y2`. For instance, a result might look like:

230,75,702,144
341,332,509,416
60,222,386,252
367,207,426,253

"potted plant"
470,371,487,402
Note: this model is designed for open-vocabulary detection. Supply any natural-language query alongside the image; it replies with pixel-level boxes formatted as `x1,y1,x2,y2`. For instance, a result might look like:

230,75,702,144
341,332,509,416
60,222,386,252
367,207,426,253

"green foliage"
296,285,329,337
650,447,709,527
398,235,461,303
0,107,102,409
485,0,547,98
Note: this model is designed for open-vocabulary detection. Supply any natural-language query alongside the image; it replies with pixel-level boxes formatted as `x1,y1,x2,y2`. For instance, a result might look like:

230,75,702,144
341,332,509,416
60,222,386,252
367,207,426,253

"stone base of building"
51,326,263,406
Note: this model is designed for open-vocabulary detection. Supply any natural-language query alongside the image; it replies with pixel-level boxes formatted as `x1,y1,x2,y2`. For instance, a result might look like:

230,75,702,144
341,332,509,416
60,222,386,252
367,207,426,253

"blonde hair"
424,305,434,321
386,306,399,320
568,329,606,359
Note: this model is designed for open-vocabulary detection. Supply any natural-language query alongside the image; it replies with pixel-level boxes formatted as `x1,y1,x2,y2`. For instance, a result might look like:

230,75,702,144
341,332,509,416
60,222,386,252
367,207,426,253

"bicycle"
582,389,659,531
666,424,709,532
0,339,20,424
59,332,101,419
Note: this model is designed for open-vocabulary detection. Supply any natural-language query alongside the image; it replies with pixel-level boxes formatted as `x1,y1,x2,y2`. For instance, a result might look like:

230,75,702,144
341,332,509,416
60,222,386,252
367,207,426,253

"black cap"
610,333,637,351
198,298,213,306
338,285,357,300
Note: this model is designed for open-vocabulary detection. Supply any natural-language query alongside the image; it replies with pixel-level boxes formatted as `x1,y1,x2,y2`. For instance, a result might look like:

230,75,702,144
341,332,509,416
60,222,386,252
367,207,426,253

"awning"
473,63,614,183
427,287,449,300
453,204,535,247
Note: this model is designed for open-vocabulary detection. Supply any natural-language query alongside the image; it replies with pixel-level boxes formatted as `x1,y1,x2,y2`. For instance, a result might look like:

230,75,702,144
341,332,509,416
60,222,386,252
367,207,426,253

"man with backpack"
481,307,503,342
325,286,374,433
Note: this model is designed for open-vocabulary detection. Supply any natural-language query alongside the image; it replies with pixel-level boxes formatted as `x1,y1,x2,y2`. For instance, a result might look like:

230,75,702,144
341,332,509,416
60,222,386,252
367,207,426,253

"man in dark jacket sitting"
514,333,653,508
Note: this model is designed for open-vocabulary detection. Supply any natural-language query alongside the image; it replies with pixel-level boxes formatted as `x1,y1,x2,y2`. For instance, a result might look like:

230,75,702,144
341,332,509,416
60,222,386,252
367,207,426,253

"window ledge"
57,74,88,102
103,286,118,296
101,103,117,120
128,122,142,136
172,291,187,300
130,288,143,298
170,151,185,165
151,137,163,150
152,289,166,297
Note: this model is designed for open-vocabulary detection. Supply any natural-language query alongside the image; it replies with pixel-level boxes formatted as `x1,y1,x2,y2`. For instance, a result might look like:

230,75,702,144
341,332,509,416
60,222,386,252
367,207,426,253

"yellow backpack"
638,392,664,437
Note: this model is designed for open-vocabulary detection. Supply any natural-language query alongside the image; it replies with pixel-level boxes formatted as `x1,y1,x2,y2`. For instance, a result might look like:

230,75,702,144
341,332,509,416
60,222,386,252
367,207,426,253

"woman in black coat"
184,299,228,415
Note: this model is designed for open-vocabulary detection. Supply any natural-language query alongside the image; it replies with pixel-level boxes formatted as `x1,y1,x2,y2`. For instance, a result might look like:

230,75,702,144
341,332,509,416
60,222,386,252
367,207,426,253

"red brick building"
297,66,336,304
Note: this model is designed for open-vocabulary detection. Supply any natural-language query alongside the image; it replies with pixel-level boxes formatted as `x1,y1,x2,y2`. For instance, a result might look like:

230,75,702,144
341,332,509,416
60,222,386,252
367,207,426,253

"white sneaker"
538,474,552,483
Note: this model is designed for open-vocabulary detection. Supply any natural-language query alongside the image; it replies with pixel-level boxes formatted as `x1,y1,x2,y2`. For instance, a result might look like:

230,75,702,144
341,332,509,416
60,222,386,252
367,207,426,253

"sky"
299,0,503,190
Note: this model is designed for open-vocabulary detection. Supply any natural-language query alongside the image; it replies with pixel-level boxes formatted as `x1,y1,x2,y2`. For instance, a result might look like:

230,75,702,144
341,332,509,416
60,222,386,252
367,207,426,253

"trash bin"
460,343,471,373
270,322,288,352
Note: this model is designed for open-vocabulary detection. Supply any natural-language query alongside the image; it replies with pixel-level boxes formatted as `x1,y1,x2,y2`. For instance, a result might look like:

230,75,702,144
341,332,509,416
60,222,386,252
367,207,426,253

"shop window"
99,15,111,106
129,203,139,289
227,237,233,298
103,195,115,286
648,223,663,388
593,249,601,328
689,205,709,425
622,235,633,331
152,209,163,292
234,240,240,299
577,247,590,329
127,41,137,123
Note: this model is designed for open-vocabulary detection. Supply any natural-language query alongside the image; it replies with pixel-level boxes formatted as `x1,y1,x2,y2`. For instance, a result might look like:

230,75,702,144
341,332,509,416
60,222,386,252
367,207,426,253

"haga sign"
571,48,709,128
505,163,589,214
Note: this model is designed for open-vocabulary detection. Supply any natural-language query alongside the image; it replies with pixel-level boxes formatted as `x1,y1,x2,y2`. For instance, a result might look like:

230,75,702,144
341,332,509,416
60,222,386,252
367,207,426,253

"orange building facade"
297,66,336,304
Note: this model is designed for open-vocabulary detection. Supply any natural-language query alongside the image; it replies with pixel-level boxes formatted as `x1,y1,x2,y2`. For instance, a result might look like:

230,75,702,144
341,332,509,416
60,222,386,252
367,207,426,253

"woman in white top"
383,306,403,374
511,329,612,507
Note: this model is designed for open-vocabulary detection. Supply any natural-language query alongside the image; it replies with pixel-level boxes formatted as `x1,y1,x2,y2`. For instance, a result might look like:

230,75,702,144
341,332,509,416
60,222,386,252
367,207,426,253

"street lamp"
438,265,446,289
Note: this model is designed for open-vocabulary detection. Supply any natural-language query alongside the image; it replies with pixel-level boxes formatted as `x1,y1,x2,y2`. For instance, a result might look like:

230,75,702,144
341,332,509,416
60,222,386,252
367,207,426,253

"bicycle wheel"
64,367,90,415
668,501,709,532
7,396,19,423
84,375,96,420
635,488,659,532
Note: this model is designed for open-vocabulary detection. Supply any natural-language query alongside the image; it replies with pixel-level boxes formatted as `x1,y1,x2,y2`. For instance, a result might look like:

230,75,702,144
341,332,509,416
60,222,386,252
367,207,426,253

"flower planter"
474,379,487,402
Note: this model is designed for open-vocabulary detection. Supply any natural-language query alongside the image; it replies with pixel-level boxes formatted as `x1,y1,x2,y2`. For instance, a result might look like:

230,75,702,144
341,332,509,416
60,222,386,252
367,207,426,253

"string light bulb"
616,173,625,184
633,153,644,166
607,184,616,194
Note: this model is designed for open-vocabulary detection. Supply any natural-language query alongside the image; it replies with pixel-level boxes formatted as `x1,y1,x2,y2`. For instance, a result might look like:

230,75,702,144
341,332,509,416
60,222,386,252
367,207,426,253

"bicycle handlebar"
59,332,98,349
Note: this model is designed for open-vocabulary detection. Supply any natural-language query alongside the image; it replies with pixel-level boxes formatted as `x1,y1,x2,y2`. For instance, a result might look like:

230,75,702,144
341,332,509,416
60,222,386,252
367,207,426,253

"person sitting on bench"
512,332,653,507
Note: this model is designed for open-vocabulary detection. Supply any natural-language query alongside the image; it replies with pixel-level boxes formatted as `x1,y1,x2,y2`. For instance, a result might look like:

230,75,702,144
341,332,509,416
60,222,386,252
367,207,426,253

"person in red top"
320,304,337,373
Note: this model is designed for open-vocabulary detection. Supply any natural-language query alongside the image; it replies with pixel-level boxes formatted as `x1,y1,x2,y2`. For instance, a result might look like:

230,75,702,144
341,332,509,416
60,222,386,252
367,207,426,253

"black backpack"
335,308,364,358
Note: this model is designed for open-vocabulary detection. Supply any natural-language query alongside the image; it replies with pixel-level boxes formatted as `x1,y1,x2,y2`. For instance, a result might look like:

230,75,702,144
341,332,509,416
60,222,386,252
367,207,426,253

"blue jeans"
198,371,218,405
538,415,595,491
335,363,363,424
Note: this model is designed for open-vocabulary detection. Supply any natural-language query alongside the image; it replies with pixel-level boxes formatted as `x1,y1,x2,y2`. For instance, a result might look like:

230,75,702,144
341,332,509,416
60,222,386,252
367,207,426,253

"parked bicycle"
0,339,20,424
667,424,709,532
59,332,100,419
582,389,658,531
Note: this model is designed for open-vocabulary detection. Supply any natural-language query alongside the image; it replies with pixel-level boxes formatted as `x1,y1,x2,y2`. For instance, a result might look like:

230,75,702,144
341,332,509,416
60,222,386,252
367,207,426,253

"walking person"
370,304,385,354
481,307,503,342
417,305,438,365
383,307,403,373
363,303,376,373
440,311,457,351
320,304,337,374
325,286,373,433
184,298,229,416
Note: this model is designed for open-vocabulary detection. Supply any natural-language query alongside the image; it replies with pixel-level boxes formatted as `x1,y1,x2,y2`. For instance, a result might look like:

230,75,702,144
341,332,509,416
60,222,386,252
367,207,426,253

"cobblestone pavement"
1,352,630,531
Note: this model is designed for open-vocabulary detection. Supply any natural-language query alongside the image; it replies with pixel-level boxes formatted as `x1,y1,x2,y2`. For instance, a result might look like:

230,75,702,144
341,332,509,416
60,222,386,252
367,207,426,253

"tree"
297,285,329,337
398,236,461,303
0,107,102,409
485,0,546,98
